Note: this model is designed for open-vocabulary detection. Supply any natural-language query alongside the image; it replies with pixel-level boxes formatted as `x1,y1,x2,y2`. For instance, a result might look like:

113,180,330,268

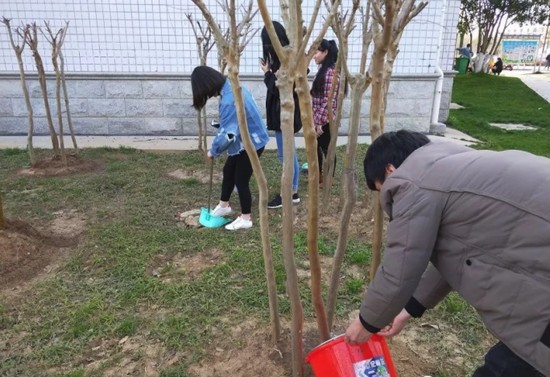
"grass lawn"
448,73,550,156
6,73,547,376
0,145,490,377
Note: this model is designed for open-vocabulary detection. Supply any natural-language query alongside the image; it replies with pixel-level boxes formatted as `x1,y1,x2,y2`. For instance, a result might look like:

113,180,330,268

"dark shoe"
267,194,282,209
268,193,300,208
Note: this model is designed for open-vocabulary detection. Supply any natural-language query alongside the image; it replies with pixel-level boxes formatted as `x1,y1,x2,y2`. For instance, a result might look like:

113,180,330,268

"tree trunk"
32,51,60,154
52,52,67,165
2,19,36,165
59,50,78,151
258,3,342,372
326,83,366,328
0,195,4,230
369,193,384,278
225,63,282,344
279,76,307,377
17,52,36,166
199,58,207,155
321,59,345,208
296,58,330,343
197,109,206,156
368,0,396,280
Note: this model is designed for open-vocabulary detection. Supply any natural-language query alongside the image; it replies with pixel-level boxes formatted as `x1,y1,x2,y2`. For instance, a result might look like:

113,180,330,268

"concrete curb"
0,128,479,151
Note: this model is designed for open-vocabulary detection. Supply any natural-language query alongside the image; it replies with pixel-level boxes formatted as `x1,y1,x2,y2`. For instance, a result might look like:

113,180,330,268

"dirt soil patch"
0,214,84,290
147,248,225,283
17,154,104,177
167,168,222,184
0,165,472,376
188,319,438,377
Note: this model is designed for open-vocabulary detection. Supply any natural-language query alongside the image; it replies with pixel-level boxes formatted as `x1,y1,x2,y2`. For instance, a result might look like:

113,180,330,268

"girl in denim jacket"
191,66,269,230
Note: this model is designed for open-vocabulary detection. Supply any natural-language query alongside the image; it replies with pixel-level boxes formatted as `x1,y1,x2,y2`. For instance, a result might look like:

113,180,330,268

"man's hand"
378,309,411,337
207,150,214,160
345,317,372,345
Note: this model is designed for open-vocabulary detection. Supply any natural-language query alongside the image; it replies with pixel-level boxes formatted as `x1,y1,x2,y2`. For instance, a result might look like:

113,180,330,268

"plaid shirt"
312,66,339,127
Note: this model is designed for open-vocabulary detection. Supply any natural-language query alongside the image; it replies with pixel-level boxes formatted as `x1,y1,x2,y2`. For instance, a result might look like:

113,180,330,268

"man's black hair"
364,130,430,190
191,66,226,110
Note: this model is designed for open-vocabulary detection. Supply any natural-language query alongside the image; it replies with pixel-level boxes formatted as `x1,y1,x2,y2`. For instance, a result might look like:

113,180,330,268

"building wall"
0,73,453,136
0,0,460,136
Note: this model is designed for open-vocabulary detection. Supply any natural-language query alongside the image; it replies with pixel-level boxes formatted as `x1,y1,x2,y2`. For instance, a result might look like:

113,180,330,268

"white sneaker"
225,216,252,231
212,204,233,217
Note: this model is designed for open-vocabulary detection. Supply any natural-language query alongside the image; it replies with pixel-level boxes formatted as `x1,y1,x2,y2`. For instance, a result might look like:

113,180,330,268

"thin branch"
301,0,342,59
191,0,229,53
2,17,25,54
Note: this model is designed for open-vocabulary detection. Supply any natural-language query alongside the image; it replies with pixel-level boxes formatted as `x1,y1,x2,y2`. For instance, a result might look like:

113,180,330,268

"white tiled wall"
0,0,459,75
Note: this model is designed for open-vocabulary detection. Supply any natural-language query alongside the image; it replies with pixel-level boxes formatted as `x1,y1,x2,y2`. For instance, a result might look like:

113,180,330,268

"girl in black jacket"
261,21,302,209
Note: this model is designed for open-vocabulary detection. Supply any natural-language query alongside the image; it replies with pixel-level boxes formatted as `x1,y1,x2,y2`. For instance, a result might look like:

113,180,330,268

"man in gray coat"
345,130,550,376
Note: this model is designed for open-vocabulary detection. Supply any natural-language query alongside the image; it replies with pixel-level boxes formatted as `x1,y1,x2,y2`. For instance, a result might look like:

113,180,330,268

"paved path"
499,68,550,103
0,128,478,151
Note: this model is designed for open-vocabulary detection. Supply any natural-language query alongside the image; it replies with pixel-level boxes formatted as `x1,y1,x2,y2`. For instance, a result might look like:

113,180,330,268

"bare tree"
43,22,69,165
259,1,341,375
327,0,366,327
2,17,36,165
321,3,357,208
22,23,60,156
186,3,258,157
58,27,78,152
186,13,215,154
324,0,426,329
216,0,260,74
326,0,374,329
368,0,427,280
191,0,281,350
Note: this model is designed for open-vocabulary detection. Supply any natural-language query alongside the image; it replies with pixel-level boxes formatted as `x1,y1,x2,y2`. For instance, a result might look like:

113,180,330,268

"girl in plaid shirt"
311,39,339,185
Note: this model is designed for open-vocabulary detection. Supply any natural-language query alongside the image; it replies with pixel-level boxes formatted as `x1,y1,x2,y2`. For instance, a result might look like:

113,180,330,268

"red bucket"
306,334,398,377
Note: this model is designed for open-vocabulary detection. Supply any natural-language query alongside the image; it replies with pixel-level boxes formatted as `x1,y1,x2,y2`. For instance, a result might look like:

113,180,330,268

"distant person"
546,53,550,70
457,43,473,59
191,66,269,231
260,21,302,209
491,57,503,75
345,130,550,377
311,39,340,186
457,44,473,72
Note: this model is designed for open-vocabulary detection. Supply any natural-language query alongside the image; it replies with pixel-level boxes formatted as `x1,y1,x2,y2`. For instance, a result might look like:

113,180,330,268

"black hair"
311,39,338,96
191,66,226,110
363,130,430,190
261,21,289,73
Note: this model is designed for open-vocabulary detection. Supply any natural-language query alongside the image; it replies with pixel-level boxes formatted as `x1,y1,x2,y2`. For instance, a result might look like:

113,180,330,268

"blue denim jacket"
210,80,269,157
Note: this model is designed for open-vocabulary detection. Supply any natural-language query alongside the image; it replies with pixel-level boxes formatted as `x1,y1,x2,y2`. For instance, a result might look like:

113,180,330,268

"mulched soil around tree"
17,153,104,177
0,219,79,289
2,153,101,289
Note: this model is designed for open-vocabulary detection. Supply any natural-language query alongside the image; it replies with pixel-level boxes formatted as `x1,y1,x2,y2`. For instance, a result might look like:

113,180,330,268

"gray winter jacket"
359,141,550,375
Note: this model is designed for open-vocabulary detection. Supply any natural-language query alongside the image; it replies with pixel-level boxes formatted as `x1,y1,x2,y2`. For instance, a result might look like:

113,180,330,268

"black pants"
220,147,263,215
472,342,544,377
317,123,336,176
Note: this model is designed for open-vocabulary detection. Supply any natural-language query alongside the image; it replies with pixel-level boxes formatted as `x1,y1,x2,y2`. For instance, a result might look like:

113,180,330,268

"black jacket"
264,71,302,133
